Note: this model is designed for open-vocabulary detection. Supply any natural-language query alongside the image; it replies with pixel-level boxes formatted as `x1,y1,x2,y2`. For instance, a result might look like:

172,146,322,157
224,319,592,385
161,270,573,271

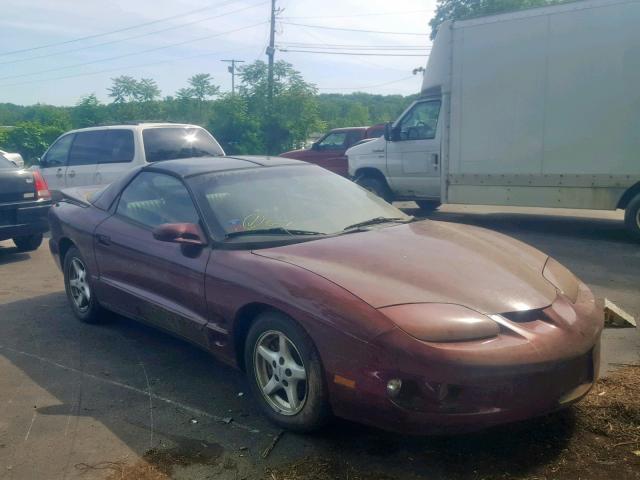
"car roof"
143,155,307,178
330,127,368,133
66,123,204,133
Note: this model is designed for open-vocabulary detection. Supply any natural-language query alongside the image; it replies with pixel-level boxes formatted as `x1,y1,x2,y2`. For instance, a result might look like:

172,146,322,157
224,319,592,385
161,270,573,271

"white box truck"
347,0,640,238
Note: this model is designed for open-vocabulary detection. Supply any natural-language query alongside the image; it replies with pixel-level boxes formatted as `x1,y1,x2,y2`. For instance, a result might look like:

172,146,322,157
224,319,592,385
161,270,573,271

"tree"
429,0,568,39
108,75,139,103
71,94,105,127
208,94,263,154
135,78,161,102
238,60,324,153
187,73,219,102
2,122,64,164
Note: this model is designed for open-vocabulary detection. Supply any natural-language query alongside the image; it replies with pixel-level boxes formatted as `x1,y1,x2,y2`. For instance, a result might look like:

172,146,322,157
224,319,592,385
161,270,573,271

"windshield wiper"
225,227,325,239
342,216,412,232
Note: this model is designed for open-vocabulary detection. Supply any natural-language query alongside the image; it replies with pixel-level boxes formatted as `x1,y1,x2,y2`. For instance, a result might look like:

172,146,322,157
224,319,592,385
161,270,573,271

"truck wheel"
245,311,331,432
13,233,43,252
356,176,393,203
415,200,441,213
624,195,640,240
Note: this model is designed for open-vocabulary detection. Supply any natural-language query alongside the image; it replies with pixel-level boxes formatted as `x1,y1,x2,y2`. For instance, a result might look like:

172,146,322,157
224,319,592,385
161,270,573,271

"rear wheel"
13,233,43,252
624,194,640,240
356,175,393,203
63,246,104,323
245,311,330,432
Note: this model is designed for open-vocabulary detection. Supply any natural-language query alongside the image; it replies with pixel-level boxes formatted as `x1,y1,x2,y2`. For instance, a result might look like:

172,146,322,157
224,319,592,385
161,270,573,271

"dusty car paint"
48,156,603,434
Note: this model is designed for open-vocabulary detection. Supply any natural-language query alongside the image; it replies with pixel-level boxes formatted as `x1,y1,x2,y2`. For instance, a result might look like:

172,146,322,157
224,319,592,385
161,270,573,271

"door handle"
96,234,111,246
68,170,76,178
56,168,63,178
432,154,439,167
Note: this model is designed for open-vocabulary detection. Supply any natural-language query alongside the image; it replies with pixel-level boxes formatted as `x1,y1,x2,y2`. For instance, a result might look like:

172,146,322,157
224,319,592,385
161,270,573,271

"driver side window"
398,101,441,141
317,132,347,150
117,172,200,228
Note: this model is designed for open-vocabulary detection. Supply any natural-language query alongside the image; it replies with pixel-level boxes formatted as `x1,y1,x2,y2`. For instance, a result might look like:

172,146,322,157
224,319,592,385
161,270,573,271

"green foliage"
0,61,420,157
238,60,324,153
1,122,65,164
71,94,105,127
429,0,570,38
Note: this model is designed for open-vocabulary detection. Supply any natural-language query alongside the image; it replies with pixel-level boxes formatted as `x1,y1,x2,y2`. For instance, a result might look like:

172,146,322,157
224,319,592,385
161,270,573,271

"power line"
0,1,240,57
0,46,258,89
317,75,417,91
281,22,429,36
280,9,431,20
0,22,267,82
278,49,429,57
278,42,430,50
0,1,267,66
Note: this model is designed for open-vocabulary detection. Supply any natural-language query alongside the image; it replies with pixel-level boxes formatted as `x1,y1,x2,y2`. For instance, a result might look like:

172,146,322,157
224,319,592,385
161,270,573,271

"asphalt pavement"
0,204,638,479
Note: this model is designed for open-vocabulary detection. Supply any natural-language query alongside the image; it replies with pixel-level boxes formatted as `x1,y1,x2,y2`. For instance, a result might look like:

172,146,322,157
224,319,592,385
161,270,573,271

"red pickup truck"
279,125,384,177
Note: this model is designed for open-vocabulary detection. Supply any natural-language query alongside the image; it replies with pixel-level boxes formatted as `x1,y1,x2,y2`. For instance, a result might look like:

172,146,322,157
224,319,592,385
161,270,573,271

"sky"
0,0,437,106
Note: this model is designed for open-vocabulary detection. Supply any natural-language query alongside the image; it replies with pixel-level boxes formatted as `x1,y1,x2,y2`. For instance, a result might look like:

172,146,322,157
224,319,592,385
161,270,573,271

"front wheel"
356,175,393,203
624,194,640,240
13,233,43,252
245,311,330,432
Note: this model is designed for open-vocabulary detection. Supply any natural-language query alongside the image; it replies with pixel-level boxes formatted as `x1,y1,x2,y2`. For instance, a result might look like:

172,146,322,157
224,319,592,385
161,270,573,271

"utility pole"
221,59,244,94
267,0,276,104
266,0,277,154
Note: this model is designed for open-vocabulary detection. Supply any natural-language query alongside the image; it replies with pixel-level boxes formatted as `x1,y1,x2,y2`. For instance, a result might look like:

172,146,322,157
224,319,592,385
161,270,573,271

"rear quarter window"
142,127,223,162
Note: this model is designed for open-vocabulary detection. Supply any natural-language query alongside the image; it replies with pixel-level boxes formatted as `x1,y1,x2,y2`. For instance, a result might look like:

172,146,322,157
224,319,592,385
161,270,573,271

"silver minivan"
39,123,225,193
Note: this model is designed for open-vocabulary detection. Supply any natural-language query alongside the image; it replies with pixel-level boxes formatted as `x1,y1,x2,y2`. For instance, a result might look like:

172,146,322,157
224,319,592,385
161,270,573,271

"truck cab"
347,99,443,210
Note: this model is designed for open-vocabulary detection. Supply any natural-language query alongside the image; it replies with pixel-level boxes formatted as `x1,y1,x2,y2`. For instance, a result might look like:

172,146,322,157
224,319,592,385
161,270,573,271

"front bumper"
0,200,51,241
328,282,603,435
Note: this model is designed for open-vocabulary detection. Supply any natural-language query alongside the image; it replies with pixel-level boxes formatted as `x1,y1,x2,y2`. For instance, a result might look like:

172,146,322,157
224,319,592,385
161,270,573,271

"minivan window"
42,134,73,168
68,131,108,166
67,130,135,166
142,127,223,162
0,155,15,168
101,130,135,164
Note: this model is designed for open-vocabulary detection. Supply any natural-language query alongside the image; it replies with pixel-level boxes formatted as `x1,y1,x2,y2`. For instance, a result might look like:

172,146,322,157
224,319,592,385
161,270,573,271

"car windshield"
188,165,411,239
143,127,224,162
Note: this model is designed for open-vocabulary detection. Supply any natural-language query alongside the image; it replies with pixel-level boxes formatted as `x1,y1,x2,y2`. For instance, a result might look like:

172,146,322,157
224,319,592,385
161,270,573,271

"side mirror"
384,122,393,141
153,223,206,246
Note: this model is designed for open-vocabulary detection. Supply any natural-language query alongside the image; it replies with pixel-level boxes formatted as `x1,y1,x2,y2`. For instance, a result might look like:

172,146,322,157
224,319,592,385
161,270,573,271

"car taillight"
33,170,51,200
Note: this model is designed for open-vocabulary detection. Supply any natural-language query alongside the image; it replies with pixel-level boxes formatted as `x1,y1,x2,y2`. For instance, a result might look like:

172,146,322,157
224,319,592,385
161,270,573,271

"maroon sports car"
48,156,603,434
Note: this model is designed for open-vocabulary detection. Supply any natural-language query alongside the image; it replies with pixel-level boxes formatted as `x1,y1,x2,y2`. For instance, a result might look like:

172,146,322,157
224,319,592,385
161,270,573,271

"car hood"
253,221,557,314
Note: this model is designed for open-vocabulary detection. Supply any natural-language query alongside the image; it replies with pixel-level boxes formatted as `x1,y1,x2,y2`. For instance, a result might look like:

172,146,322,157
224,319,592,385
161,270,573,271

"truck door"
386,100,442,199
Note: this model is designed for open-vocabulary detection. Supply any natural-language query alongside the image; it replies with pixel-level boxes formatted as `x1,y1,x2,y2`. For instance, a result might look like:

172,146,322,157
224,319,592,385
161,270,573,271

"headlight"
543,257,579,302
379,303,500,342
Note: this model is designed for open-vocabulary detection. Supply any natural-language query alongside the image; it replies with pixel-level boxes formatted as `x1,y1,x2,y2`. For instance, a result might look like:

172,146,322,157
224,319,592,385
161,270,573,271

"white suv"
39,123,225,192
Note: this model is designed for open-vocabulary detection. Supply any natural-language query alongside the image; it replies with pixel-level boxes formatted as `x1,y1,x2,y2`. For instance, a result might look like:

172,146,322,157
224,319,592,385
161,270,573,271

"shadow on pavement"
0,291,577,479
403,207,634,245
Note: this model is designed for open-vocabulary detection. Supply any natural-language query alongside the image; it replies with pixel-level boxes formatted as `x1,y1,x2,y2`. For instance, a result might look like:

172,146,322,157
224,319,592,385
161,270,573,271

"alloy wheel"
68,257,90,312
253,330,308,415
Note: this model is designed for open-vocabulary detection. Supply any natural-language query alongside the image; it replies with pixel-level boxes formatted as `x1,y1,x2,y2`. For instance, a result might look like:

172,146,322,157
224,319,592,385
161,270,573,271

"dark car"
280,125,385,177
0,157,51,251
48,156,602,434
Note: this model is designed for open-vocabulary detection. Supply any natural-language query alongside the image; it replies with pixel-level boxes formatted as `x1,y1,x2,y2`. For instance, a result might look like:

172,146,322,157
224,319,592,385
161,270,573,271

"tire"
63,246,104,323
624,194,640,241
356,175,393,203
415,200,441,213
13,233,43,252
244,311,330,432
